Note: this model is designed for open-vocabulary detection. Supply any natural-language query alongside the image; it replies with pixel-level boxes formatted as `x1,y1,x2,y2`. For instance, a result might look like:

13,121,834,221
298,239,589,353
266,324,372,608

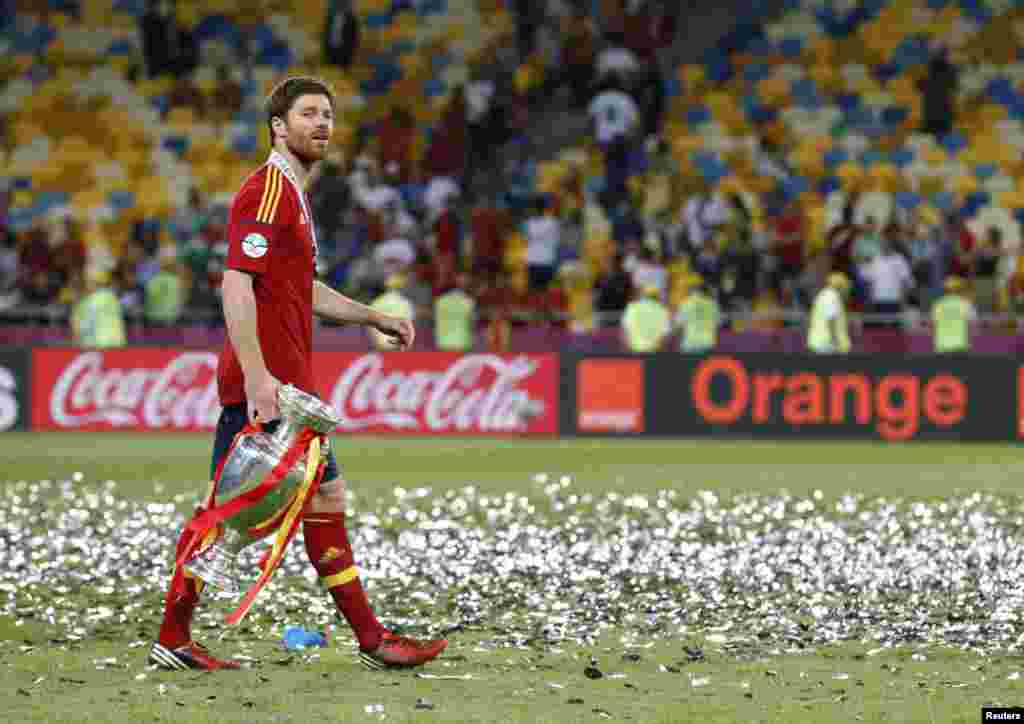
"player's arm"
223,175,286,421
222,270,277,392
313,280,415,349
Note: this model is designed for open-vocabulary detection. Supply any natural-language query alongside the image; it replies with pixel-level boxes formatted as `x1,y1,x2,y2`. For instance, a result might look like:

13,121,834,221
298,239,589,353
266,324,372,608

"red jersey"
217,152,320,406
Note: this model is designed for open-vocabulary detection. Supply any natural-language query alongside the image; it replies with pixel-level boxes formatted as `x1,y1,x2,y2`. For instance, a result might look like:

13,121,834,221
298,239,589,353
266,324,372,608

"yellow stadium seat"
681,65,705,87
952,175,978,195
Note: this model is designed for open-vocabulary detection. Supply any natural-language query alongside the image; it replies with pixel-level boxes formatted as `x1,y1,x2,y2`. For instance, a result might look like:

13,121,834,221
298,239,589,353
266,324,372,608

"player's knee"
310,476,346,513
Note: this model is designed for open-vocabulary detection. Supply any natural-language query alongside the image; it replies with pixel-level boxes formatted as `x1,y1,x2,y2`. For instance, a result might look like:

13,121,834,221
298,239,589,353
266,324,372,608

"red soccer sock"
303,512,386,652
157,521,206,649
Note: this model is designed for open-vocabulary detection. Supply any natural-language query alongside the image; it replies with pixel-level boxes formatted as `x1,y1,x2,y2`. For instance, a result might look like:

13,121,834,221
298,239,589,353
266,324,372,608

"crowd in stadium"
2,0,1024,350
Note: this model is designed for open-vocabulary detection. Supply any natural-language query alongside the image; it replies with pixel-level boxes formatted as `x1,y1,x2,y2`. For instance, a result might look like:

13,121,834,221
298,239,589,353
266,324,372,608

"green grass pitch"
1,433,1022,724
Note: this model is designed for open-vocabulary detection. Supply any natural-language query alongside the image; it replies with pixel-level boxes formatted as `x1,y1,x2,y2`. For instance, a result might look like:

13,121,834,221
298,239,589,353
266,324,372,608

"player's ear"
272,116,286,137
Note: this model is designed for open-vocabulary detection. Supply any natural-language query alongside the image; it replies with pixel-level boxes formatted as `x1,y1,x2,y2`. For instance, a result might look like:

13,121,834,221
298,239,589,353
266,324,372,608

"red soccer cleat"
358,632,448,670
149,641,242,671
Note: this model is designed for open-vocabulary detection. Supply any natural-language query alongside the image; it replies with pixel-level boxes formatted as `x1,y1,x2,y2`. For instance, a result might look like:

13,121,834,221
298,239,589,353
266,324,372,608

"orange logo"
577,359,644,432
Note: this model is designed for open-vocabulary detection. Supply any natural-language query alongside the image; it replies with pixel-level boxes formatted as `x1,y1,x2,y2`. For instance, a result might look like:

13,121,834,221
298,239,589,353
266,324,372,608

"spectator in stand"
621,283,670,352
352,156,403,215
1005,255,1024,323
693,230,724,291
852,214,883,266
594,250,632,327
771,197,805,291
145,247,184,326
675,275,719,353
860,232,913,329
434,272,476,351
906,207,943,307
323,0,360,69
931,276,974,353
378,108,416,184
720,225,760,314
589,76,639,212
588,76,639,149
826,195,861,277
680,180,729,257
116,237,152,313
945,210,977,279
972,226,1003,314
167,73,206,120
595,33,640,84
368,273,414,350
560,10,597,109
524,196,561,291
47,213,87,296
72,269,126,349
919,43,958,140
0,228,18,297
424,85,468,182
807,273,851,354
18,220,60,305
432,191,464,273
624,242,667,299
750,285,786,331
373,235,417,282
470,202,509,283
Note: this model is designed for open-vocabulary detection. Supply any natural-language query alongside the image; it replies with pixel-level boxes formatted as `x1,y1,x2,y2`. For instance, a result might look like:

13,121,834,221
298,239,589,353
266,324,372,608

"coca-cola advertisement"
314,352,559,436
31,349,559,436
32,348,221,431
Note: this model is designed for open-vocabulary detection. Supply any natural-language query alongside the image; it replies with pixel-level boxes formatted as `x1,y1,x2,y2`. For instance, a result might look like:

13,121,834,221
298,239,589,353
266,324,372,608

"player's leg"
150,405,247,671
303,455,447,669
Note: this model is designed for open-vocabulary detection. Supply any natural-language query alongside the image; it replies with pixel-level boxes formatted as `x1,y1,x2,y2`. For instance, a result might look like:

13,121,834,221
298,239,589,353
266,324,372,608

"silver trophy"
185,384,341,594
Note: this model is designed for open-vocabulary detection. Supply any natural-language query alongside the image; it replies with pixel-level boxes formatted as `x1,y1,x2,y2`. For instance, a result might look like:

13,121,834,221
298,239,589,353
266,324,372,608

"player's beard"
285,132,328,167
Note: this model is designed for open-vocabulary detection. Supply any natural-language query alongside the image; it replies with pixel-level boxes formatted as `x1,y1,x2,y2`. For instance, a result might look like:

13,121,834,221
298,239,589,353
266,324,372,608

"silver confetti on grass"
2,478,1024,656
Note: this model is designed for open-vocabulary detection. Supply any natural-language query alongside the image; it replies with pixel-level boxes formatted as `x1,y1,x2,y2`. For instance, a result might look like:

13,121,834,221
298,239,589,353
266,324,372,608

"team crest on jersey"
242,232,268,258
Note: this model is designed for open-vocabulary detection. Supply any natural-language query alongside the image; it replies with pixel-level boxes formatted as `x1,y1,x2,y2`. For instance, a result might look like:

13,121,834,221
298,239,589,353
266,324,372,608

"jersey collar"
267,150,319,260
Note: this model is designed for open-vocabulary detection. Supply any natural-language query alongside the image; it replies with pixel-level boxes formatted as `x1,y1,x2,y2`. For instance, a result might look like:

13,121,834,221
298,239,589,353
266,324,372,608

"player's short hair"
265,76,337,142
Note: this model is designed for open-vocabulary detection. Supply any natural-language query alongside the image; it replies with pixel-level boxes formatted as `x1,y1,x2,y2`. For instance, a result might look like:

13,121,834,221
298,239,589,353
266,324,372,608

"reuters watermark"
983,708,1024,721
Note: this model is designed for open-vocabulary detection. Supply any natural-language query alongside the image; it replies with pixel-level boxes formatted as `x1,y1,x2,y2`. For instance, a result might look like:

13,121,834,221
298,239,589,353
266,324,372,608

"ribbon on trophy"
172,422,328,625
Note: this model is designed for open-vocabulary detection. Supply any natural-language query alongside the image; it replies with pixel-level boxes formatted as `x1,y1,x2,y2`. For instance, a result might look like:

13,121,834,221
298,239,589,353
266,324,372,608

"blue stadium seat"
941,132,968,154
743,62,771,83
932,191,956,212
824,148,849,168
974,163,998,180
685,105,712,126
818,177,841,196
162,135,190,156
423,78,447,98
881,106,909,127
108,191,135,211
778,36,803,59
894,191,921,210
890,148,914,167
364,12,393,29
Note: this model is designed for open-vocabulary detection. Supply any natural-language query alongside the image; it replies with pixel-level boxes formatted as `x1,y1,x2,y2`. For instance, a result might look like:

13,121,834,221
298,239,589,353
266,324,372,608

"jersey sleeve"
226,167,292,275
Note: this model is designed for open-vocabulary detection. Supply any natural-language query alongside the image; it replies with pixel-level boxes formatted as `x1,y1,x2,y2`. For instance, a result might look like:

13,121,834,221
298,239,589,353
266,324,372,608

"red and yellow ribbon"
172,425,327,625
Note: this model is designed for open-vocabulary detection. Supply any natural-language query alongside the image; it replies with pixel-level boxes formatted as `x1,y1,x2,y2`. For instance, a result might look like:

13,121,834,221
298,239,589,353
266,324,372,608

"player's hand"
372,314,415,350
245,369,281,425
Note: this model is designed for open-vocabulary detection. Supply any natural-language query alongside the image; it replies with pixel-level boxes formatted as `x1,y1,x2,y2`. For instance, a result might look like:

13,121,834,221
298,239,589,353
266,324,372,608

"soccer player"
149,77,447,672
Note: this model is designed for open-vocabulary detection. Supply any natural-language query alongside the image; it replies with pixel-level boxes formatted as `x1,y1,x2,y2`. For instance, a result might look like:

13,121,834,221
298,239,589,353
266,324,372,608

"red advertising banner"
314,352,558,435
32,348,222,431
31,349,559,436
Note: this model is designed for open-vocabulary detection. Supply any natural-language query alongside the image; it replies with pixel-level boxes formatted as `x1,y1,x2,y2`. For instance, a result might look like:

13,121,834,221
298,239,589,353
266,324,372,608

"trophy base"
184,543,241,595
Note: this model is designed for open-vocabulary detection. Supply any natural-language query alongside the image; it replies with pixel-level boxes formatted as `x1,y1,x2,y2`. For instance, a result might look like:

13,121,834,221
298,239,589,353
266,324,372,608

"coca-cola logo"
329,354,546,432
49,351,221,428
